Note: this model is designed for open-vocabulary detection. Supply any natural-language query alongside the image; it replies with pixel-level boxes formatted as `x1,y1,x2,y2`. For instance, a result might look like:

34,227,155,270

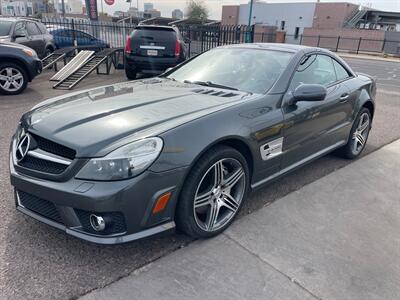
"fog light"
89,214,106,231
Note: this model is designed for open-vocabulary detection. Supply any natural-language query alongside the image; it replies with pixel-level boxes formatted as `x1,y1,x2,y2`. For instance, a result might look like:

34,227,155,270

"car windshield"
0,20,13,36
167,48,294,94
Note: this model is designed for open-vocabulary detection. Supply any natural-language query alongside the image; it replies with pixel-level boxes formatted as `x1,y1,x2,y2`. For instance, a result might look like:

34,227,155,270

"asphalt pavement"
81,139,400,300
0,57,399,299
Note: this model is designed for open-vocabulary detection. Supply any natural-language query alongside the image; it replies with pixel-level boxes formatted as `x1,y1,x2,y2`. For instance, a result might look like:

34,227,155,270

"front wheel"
335,108,371,159
0,63,28,95
176,146,249,238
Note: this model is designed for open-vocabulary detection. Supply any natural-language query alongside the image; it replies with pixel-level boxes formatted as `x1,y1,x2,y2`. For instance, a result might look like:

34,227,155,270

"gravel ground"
0,58,399,299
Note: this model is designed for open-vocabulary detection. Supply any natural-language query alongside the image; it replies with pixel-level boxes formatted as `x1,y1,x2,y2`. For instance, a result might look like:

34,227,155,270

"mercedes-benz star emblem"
16,134,31,162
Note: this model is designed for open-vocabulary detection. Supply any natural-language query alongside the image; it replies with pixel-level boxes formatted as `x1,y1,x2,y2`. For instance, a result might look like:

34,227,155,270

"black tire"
125,67,137,80
0,62,28,95
335,107,371,159
176,145,250,238
44,47,53,58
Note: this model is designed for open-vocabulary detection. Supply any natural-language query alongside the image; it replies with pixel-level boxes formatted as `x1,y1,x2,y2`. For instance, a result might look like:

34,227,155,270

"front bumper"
10,152,188,244
28,58,42,81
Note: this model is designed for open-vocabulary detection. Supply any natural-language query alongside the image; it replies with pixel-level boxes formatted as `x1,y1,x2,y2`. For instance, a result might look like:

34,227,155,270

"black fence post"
335,36,340,52
201,29,204,53
356,37,362,54
381,38,386,52
317,35,321,47
188,28,192,58
71,19,76,47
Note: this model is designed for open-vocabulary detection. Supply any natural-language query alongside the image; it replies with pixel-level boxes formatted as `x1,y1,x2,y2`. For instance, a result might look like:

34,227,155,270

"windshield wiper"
184,80,238,91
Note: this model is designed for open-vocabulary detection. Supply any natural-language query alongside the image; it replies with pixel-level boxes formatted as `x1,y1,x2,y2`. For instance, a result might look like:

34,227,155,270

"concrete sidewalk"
338,52,400,63
81,140,400,300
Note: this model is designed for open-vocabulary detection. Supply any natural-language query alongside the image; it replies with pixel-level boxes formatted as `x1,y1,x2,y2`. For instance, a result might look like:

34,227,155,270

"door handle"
339,93,349,102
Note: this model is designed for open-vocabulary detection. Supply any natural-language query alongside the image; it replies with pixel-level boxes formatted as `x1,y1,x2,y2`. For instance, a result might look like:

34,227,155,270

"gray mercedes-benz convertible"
9,44,376,244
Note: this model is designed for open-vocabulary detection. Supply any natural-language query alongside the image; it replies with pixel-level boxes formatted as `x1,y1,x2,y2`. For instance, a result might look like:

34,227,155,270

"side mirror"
293,84,327,103
13,30,26,39
14,31,26,38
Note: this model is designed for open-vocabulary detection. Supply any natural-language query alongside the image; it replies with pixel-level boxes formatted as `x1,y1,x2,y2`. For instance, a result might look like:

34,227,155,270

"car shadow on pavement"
2,143,379,300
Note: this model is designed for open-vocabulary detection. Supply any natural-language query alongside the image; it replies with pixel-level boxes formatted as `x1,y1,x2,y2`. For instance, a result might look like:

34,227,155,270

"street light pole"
61,0,65,17
246,0,254,42
247,0,254,27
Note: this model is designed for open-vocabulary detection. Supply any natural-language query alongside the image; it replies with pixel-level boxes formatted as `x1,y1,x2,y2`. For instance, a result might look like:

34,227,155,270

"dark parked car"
47,27,109,49
0,42,42,95
9,44,375,244
0,18,55,58
124,25,188,79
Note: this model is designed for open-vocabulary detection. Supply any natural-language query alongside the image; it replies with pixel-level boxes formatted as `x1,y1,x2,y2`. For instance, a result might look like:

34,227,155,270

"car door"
13,21,31,48
59,29,74,47
281,53,354,168
26,22,46,57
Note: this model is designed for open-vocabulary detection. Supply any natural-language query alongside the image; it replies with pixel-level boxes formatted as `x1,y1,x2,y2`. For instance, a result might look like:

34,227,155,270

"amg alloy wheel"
193,158,246,232
351,112,370,156
176,146,249,238
336,108,371,159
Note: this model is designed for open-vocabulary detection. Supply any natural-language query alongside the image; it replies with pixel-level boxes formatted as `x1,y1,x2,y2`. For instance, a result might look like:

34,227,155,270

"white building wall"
67,0,83,14
238,2,316,42
1,1,34,16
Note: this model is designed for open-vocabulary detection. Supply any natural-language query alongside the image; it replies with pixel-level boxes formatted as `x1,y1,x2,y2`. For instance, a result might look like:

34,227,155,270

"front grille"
17,190,63,224
75,209,127,235
30,133,76,160
18,155,68,174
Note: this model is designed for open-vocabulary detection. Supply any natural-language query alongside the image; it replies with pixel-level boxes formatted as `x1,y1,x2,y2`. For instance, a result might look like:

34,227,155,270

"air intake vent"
192,88,238,98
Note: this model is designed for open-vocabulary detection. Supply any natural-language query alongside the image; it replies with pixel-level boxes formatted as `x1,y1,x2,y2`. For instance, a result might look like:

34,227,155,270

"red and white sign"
104,0,114,5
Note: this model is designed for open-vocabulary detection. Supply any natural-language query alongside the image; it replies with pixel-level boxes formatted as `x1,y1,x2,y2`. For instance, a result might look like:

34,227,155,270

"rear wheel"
0,62,28,95
335,108,371,159
176,146,249,238
125,67,137,80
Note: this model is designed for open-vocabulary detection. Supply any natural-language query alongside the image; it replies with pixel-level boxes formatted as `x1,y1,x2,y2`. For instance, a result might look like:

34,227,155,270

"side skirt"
251,140,346,189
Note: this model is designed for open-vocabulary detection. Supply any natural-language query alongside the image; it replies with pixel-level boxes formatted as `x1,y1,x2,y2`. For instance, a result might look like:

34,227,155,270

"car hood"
0,41,33,51
21,78,251,157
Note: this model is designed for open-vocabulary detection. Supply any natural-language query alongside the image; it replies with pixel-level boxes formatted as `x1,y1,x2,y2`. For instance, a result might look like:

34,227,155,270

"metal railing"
42,18,136,49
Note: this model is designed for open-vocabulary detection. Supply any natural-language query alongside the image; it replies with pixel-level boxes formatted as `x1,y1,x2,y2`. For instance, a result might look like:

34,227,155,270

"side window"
332,59,351,81
26,22,40,36
60,30,72,38
290,54,337,90
80,32,93,40
75,31,89,39
14,22,27,37
37,23,48,34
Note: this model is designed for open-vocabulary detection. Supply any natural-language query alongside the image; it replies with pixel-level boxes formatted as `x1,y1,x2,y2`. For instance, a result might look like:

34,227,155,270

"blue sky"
98,0,400,19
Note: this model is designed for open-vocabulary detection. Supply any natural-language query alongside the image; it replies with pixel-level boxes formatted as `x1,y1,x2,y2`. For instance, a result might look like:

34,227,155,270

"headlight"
22,49,38,58
76,137,163,181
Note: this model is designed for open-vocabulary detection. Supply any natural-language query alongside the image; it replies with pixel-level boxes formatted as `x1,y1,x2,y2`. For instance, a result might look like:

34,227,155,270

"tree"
185,0,209,21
